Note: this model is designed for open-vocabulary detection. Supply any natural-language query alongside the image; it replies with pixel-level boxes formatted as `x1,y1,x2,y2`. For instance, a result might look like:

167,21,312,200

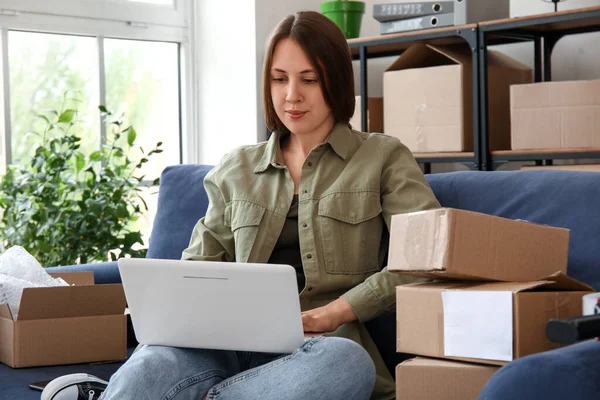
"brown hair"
263,11,355,134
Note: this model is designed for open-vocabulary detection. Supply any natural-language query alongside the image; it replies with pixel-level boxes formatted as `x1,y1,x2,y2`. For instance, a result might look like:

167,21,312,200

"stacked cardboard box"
388,208,594,399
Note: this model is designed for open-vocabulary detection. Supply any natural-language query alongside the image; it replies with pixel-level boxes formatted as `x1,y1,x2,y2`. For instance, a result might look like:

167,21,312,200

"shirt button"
307,162,313,167
303,190,308,194
302,223,308,228
306,254,312,259
307,287,313,292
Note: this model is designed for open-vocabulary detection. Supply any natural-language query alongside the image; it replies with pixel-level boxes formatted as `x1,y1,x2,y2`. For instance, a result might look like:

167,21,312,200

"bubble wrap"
0,246,68,320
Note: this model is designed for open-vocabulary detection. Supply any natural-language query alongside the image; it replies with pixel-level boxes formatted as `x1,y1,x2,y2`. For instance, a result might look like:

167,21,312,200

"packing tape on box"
415,104,427,152
404,210,448,270
582,292,600,316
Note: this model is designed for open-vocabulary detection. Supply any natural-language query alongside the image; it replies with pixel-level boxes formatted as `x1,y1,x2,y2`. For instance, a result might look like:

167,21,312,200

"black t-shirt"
267,195,305,293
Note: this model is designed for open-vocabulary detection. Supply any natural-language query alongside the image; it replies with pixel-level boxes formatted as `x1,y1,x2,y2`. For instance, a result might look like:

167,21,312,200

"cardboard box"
384,44,531,152
396,272,593,366
511,80,600,150
521,164,600,172
388,208,570,282
350,96,384,133
0,272,127,368
396,357,500,400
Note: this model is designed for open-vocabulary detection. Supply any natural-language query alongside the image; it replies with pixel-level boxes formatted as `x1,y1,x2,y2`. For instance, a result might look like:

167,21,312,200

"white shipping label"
442,290,513,362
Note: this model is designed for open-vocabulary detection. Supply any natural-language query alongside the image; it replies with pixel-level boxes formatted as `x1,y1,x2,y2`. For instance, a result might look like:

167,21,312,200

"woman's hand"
302,298,357,333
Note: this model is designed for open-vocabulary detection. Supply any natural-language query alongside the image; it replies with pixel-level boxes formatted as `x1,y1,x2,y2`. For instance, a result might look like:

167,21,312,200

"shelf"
414,152,475,164
492,148,600,162
350,6,600,171
479,5,600,35
348,24,477,59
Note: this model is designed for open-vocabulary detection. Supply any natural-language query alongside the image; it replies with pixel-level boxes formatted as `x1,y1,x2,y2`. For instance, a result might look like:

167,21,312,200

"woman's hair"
263,11,355,134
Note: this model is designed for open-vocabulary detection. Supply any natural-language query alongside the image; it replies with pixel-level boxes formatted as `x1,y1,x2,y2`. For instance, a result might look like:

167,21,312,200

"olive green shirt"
182,123,441,400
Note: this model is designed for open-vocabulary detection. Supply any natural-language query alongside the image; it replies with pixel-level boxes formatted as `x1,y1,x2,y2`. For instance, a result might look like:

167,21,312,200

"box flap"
444,280,546,293
488,50,531,71
17,284,126,321
49,271,95,285
400,271,497,282
437,273,593,293
386,44,457,72
428,44,474,67
0,304,13,320
532,272,594,291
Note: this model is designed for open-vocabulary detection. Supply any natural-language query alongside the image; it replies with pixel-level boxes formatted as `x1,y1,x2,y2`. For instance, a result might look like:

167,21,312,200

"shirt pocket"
224,200,266,262
318,191,383,275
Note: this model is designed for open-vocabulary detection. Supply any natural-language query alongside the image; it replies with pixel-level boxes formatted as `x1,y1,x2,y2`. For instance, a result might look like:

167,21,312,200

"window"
0,0,192,249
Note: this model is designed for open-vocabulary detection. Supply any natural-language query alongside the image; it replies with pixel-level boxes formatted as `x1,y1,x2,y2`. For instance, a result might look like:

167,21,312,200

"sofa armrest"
46,261,120,284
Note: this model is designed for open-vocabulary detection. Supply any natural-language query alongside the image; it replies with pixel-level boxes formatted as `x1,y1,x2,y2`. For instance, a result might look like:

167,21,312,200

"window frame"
0,0,194,168
0,0,188,28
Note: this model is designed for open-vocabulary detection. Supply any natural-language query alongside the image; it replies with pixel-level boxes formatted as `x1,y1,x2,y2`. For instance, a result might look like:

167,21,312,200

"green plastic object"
320,1,365,39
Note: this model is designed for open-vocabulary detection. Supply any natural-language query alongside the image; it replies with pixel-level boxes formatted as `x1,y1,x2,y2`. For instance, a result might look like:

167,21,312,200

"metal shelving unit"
478,6,600,170
347,24,481,173
349,6,600,173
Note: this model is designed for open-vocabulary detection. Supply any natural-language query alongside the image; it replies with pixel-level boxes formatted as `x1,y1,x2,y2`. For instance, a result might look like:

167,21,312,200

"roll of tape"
582,292,600,316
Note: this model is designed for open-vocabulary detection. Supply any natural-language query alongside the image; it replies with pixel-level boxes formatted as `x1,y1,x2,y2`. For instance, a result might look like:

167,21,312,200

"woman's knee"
311,337,376,388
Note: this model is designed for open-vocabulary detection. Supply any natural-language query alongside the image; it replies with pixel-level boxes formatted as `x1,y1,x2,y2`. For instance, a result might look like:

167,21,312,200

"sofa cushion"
146,164,213,260
426,170,600,290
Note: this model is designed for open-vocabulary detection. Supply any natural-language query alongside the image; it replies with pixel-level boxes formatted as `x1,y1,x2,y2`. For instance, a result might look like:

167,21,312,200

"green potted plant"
321,0,366,39
0,95,162,267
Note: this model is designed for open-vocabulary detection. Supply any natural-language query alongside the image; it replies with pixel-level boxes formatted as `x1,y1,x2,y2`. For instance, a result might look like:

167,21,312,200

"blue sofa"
2,165,600,400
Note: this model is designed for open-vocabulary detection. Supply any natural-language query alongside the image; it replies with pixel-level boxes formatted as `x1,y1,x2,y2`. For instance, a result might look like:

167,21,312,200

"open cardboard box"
0,272,127,368
396,272,594,366
383,44,531,152
388,208,570,282
396,357,500,400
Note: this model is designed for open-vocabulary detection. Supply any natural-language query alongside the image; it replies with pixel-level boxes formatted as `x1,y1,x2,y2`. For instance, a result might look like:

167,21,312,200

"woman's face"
270,38,334,136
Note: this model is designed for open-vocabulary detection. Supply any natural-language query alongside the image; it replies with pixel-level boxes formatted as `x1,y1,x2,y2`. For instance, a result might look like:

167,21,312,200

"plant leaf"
90,151,102,161
58,109,77,123
127,126,137,147
75,153,85,172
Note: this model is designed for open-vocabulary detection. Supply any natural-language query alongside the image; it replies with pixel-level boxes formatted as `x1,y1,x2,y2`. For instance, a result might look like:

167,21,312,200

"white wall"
194,0,323,164
500,0,600,82
195,0,257,165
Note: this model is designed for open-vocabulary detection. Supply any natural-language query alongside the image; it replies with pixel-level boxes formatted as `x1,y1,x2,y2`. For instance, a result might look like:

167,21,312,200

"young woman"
45,10,441,400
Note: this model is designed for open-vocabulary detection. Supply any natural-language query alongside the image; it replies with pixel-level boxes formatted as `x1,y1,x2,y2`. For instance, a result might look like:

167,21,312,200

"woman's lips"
286,110,306,120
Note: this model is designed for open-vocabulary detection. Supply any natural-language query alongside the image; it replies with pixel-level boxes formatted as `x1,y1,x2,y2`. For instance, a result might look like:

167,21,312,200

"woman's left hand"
302,298,357,333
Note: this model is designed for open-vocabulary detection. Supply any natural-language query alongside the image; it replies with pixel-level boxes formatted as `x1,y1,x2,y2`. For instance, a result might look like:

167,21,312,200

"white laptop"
117,258,306,353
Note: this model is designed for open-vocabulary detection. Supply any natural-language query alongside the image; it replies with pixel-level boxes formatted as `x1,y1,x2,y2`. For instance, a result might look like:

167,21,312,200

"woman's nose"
286,81,302,104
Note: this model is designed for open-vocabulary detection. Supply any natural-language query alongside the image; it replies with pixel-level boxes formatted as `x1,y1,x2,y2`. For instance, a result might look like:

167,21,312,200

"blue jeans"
100,337,376,400
478,339,600,400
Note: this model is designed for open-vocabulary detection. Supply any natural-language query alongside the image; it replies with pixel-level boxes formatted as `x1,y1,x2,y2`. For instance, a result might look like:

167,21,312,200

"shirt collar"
253,123,350,174
254,131,285,173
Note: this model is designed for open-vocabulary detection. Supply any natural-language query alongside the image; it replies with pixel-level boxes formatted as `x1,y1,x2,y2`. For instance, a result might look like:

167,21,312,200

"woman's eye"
272,77,286,82
303,79,317,84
